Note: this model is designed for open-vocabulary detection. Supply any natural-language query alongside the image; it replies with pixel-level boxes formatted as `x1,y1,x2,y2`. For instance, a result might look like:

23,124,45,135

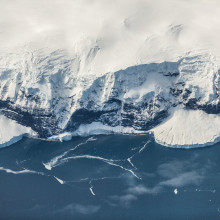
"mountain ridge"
0,46,219,148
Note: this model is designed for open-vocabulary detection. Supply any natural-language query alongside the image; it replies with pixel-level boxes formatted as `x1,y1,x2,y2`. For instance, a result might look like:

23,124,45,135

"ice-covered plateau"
0,44,220,148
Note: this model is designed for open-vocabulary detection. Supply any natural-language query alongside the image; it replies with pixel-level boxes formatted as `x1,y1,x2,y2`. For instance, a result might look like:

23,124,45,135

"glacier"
152,107,220,148
0,49,220,148
1,0,220,148
0,114,36,148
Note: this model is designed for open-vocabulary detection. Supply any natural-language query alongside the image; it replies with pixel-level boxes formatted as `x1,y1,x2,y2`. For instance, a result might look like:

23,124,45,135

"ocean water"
0,134,220,220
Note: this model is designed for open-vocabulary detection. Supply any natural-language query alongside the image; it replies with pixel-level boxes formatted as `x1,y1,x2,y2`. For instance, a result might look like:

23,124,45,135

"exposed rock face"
0,46,219,141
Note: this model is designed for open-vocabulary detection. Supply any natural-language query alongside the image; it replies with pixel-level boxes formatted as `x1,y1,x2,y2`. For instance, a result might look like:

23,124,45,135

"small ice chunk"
42,162,52,170
174,188,178,195
90,186,95,196
54,176,65,184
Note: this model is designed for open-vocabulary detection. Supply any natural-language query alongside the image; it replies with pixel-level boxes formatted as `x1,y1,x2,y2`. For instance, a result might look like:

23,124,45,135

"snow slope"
152,107,220,148
0,114,36,148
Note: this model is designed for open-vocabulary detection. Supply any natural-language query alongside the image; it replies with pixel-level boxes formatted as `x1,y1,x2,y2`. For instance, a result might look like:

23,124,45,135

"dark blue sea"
0,134,220,220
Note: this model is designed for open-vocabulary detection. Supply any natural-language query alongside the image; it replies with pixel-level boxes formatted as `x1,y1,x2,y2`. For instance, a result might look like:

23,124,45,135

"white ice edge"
1,108,220,149
0,114,37,149
151,107,220,149
153,135,220,149
49,108,220,149
0,133,32,148
48,122,147,142
0,133,39,149
0,133,40,148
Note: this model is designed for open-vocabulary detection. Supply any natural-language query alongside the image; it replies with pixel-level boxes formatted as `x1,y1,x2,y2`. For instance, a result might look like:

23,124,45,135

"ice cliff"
0,47,220,148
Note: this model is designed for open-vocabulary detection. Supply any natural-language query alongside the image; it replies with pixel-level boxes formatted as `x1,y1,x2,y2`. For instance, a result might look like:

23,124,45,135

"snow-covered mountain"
1,0,220,148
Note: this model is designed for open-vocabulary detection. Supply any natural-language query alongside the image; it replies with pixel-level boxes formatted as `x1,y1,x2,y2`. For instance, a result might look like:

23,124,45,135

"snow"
178,51,218,105
2,0,220,66
123,71,171,101
152,107,220,148
0,114,36,148
0,1,220,148
73,122,141,136
49,122,145,141
50,107,220,148
48,132,73,142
